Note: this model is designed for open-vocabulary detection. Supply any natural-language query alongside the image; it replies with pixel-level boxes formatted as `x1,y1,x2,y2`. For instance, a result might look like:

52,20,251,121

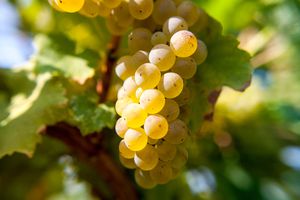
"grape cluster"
113,0,208,188
48,0,208,189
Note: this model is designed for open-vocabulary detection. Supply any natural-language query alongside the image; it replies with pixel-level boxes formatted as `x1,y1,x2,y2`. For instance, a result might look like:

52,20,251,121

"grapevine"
49,0,211,189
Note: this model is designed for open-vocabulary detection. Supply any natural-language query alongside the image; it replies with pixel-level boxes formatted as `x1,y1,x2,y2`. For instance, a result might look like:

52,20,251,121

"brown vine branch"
97,36,121,103
44,123,138,200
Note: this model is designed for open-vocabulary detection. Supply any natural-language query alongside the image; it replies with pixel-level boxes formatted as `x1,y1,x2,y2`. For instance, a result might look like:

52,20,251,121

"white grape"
135,63,161,89
149,44,176,72
124,127,148,151
171,57,197,79
158,72,184,99
170,30,197,57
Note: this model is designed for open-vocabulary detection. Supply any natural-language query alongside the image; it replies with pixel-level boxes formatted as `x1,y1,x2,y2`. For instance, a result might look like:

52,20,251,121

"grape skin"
128,28,152,54
151,31,167,46
129,0,154,20
174,87,191,106
115,56,135,81
122,103,147,128
115,97,134,116
135,63,161,89
112,1,134,28
177,0,200,26
101,0,122,9
162,16,188,39
134,144,159,170
119,139,135,159
149,161,173,184
152,0,177,25
158,72,184,99
122,76,139,100
170,30,198,57
156,140,177,161
134,169,156,189
171,57,197,79
119,155,137,169
149,44,176,72
144,114,168,139
124,128,148,151
192,39,208,65
54,0,84,13
164,119,188,144
115,117,128,138
139,89,165,114
159,99,180,122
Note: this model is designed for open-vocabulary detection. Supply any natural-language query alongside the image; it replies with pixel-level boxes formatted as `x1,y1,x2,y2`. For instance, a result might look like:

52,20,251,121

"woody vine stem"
44,36,138,200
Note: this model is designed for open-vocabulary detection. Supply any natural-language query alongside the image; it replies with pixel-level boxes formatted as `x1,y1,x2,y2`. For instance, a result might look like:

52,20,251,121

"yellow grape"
135,87,144,100
124,127,148,151
106,15,128,36
119,155,137,169
122,103,147,128
177,0,199,26
170,30,197,57
159,99,180,122
152,0,177,25
134,144,159,170
162,16,188,39
144,114,168,139
97,1,111,17
134,169,157,189
149,44,176,71
129,0,153,20
139,89,165,114
117,86,128,99
79,0,99,18
171,145,188,169
54,0,85,13
115,117,128,138
135,63,161,89
171,57,197,79
158,72,184,99
151,31,167,46
128,28,152,53
115,56,135,81
192,39,208,65
131,50,149,69
133,17,157,32
148,138,158,145
174,86,190,106
149,161,173,184
112,1,134,28
48,0,64,11
156,140,177,161
115,97,134,116
101,0,122,8
119,139,135,159
178,105,191,123
190,8,209,34
164,119,188,144
122,76,139,100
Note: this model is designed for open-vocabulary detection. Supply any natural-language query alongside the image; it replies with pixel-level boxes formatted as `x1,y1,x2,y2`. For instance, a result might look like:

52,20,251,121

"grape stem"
97,36,121,103
44,123,138,200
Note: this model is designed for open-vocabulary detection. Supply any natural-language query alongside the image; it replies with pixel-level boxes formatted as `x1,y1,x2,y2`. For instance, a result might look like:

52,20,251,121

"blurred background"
0,0,300,199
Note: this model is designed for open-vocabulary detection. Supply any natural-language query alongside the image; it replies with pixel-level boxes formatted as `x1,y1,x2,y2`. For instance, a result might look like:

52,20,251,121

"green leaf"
67,95,115,135
190,16,252,131
32,34,99,84
196,35,251,91
0,72,67,158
